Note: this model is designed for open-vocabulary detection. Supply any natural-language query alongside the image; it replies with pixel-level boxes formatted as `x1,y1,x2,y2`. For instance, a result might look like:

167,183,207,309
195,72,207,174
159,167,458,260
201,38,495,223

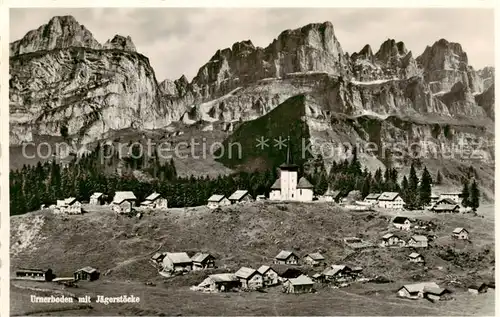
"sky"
10,8,495,82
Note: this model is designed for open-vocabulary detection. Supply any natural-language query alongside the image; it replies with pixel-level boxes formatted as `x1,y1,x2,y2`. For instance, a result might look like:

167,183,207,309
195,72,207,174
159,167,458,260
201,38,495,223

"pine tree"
407,163,420,209
401,176,409,204
469,179,480,211
361,173,371,198
461,180,470,207
418,166,432,206
436,170,443,185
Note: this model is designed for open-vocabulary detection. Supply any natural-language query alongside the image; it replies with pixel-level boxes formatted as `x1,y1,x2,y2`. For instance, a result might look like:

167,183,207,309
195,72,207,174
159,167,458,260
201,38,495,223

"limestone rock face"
103,35,137,52
10,15,102,56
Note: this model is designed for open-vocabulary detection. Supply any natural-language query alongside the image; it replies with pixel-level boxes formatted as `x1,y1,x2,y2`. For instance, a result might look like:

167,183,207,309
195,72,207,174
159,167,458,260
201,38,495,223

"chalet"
303,252,325,266
162,252,193,272
256,195,266,201
439,192,462,204
273,265,304,280
257,265,279,286
274,250,299,265
351,266,363,278
235,267,263,289
408,235,428,248
393,216,411,230
380,233,400,247
452,227,469,240
151,252,166,264
397,282,440,299
364,193,380,205
228,190,253,204
408,252,425,263
432,204,459,213
435,197,456,205
191,253,216,271
319,188,342,202
16,268,54,282
112,191,137,213
468,283,488,294
207,195,230,209
141,192,168,209
89,192,105,205
423,286,451,302
323,265,352,281
312,273,325,283
196,273,240,292
377,192,404,210
74,267,100,281
55,197,82,214
282,275,314,294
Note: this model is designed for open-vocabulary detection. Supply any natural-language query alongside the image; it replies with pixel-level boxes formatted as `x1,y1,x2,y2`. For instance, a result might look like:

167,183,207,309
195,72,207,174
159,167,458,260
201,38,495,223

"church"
269,148,314,202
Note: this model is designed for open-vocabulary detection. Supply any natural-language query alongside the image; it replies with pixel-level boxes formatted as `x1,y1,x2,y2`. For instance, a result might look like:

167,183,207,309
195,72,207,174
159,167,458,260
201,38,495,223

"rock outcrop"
103,35,137,52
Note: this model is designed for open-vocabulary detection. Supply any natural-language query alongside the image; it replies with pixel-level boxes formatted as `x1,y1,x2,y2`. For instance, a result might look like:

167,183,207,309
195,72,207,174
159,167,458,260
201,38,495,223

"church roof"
279,163,298,170
271,178,281,189
297,177,314,189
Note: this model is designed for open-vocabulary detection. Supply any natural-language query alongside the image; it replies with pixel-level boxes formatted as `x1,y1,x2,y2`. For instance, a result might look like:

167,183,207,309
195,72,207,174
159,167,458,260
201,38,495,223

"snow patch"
350,78,396,85
353,110,390,120
286,71,329,75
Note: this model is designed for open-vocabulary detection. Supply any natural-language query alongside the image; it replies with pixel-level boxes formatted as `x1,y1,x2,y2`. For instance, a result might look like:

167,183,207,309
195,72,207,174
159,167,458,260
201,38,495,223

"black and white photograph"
5,3,496,316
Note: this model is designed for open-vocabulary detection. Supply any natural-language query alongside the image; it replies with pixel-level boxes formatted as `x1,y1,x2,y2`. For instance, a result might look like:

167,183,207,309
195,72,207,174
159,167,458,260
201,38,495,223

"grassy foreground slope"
10,202,494,316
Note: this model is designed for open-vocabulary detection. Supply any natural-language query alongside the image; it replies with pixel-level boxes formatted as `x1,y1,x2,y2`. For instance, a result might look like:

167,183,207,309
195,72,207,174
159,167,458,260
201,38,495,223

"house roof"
352,266,363,272
365,193,381,200
423,286,449,295
151,252,166,260
279,163,299,171
271,178,281,190
288,274,314,286
408,252,422,258
207,194,226,202
400,282,439,294
90,192,103,199
324,265,350,276
228,190,249,201
235,267,258,279
378,192,400,201
312,273,323,278
64,197,78,205
17,268,47,274
145,192,161,201
257,265,276,275
393,216,410,224
382,233,395,240
165,252,192,264
305,252,325,261
411,235,428,242
113,191,137,204
208,273,238,283
191,253,213,263
453,227,468,234
468,283,487,290
76,266,97,274
437,197,456,205
297,177,314,189
433,204,459,211
324,188,341,197
275,250,297,260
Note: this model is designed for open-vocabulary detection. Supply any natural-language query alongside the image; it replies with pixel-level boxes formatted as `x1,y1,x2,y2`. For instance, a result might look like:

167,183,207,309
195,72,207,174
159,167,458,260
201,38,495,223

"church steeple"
280,135,298,171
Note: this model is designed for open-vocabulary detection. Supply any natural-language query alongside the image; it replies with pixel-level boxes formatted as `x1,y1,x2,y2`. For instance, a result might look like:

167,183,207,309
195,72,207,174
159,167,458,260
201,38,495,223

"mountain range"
9,15,495,197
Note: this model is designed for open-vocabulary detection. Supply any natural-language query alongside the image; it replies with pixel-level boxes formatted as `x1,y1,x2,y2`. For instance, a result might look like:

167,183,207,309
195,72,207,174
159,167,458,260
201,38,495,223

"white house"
364,193,380,205
408,235,428,248
112,191,137,213
408,252,425,263
397,282,440,299
141,192,168,209
392,216,411,230
380,233,400,247
207,195,230,209
452,227,469,240
89,192,105,205
303,252,325,266
438,192,462,204
318,188,341,202
268,153,313,202
257,265,279,286
235,267,263,289
55,197,82,214
377,192,404,209
228,190,253,204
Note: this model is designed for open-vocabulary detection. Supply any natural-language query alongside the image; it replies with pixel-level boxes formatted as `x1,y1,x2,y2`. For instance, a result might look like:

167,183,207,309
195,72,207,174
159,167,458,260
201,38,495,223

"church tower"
279,137,298,200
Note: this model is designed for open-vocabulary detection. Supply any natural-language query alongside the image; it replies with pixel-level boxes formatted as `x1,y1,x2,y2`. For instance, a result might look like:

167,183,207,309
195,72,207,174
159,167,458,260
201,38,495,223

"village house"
89,192,105,205
303,252,325,266
468,283,488,294
312,273,325,283
319,188,342,202
323,265,353,281
273,266,304,281
207,194,230,209
282,275,314,294
430,193,439,204
16,268,54,281
423,286,451,302
380,233,400,247
235,267,263,289
392,216,411,230
55,197,82,214
397,282,440,299
377,192,405,210
408,252,425,263
74,267,100,281
141,192,168,209
228,190,253,204
435,197,457,206
363,193,380,205
452,227,469,240
162,252,193,272
408,235,429,248
351,267,363,278
432,204,460,213
439,192,462,204
196,273,240,292
191,253,216,271
256,195,266,201
112,191,137,213
268,149,314,202
151,252,166,264
257,265,280,286
274,250,299,265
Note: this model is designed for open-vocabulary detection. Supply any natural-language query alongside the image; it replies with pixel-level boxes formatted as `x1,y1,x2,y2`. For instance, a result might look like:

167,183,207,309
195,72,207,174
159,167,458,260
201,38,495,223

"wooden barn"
282,275,314,294
112,191,137,213
191,253,216,271
74,267,100,281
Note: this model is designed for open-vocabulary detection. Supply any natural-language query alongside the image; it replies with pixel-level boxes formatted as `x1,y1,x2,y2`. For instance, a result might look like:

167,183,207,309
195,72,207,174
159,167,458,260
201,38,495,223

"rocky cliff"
9,16,494,155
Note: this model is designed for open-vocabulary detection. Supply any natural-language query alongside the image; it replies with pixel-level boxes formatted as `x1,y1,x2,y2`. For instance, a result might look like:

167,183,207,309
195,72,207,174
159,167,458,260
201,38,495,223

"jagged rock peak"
103,34,136,52
416,38,469,71
10,15,102,56
375,39,408,62
231,40,256,56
